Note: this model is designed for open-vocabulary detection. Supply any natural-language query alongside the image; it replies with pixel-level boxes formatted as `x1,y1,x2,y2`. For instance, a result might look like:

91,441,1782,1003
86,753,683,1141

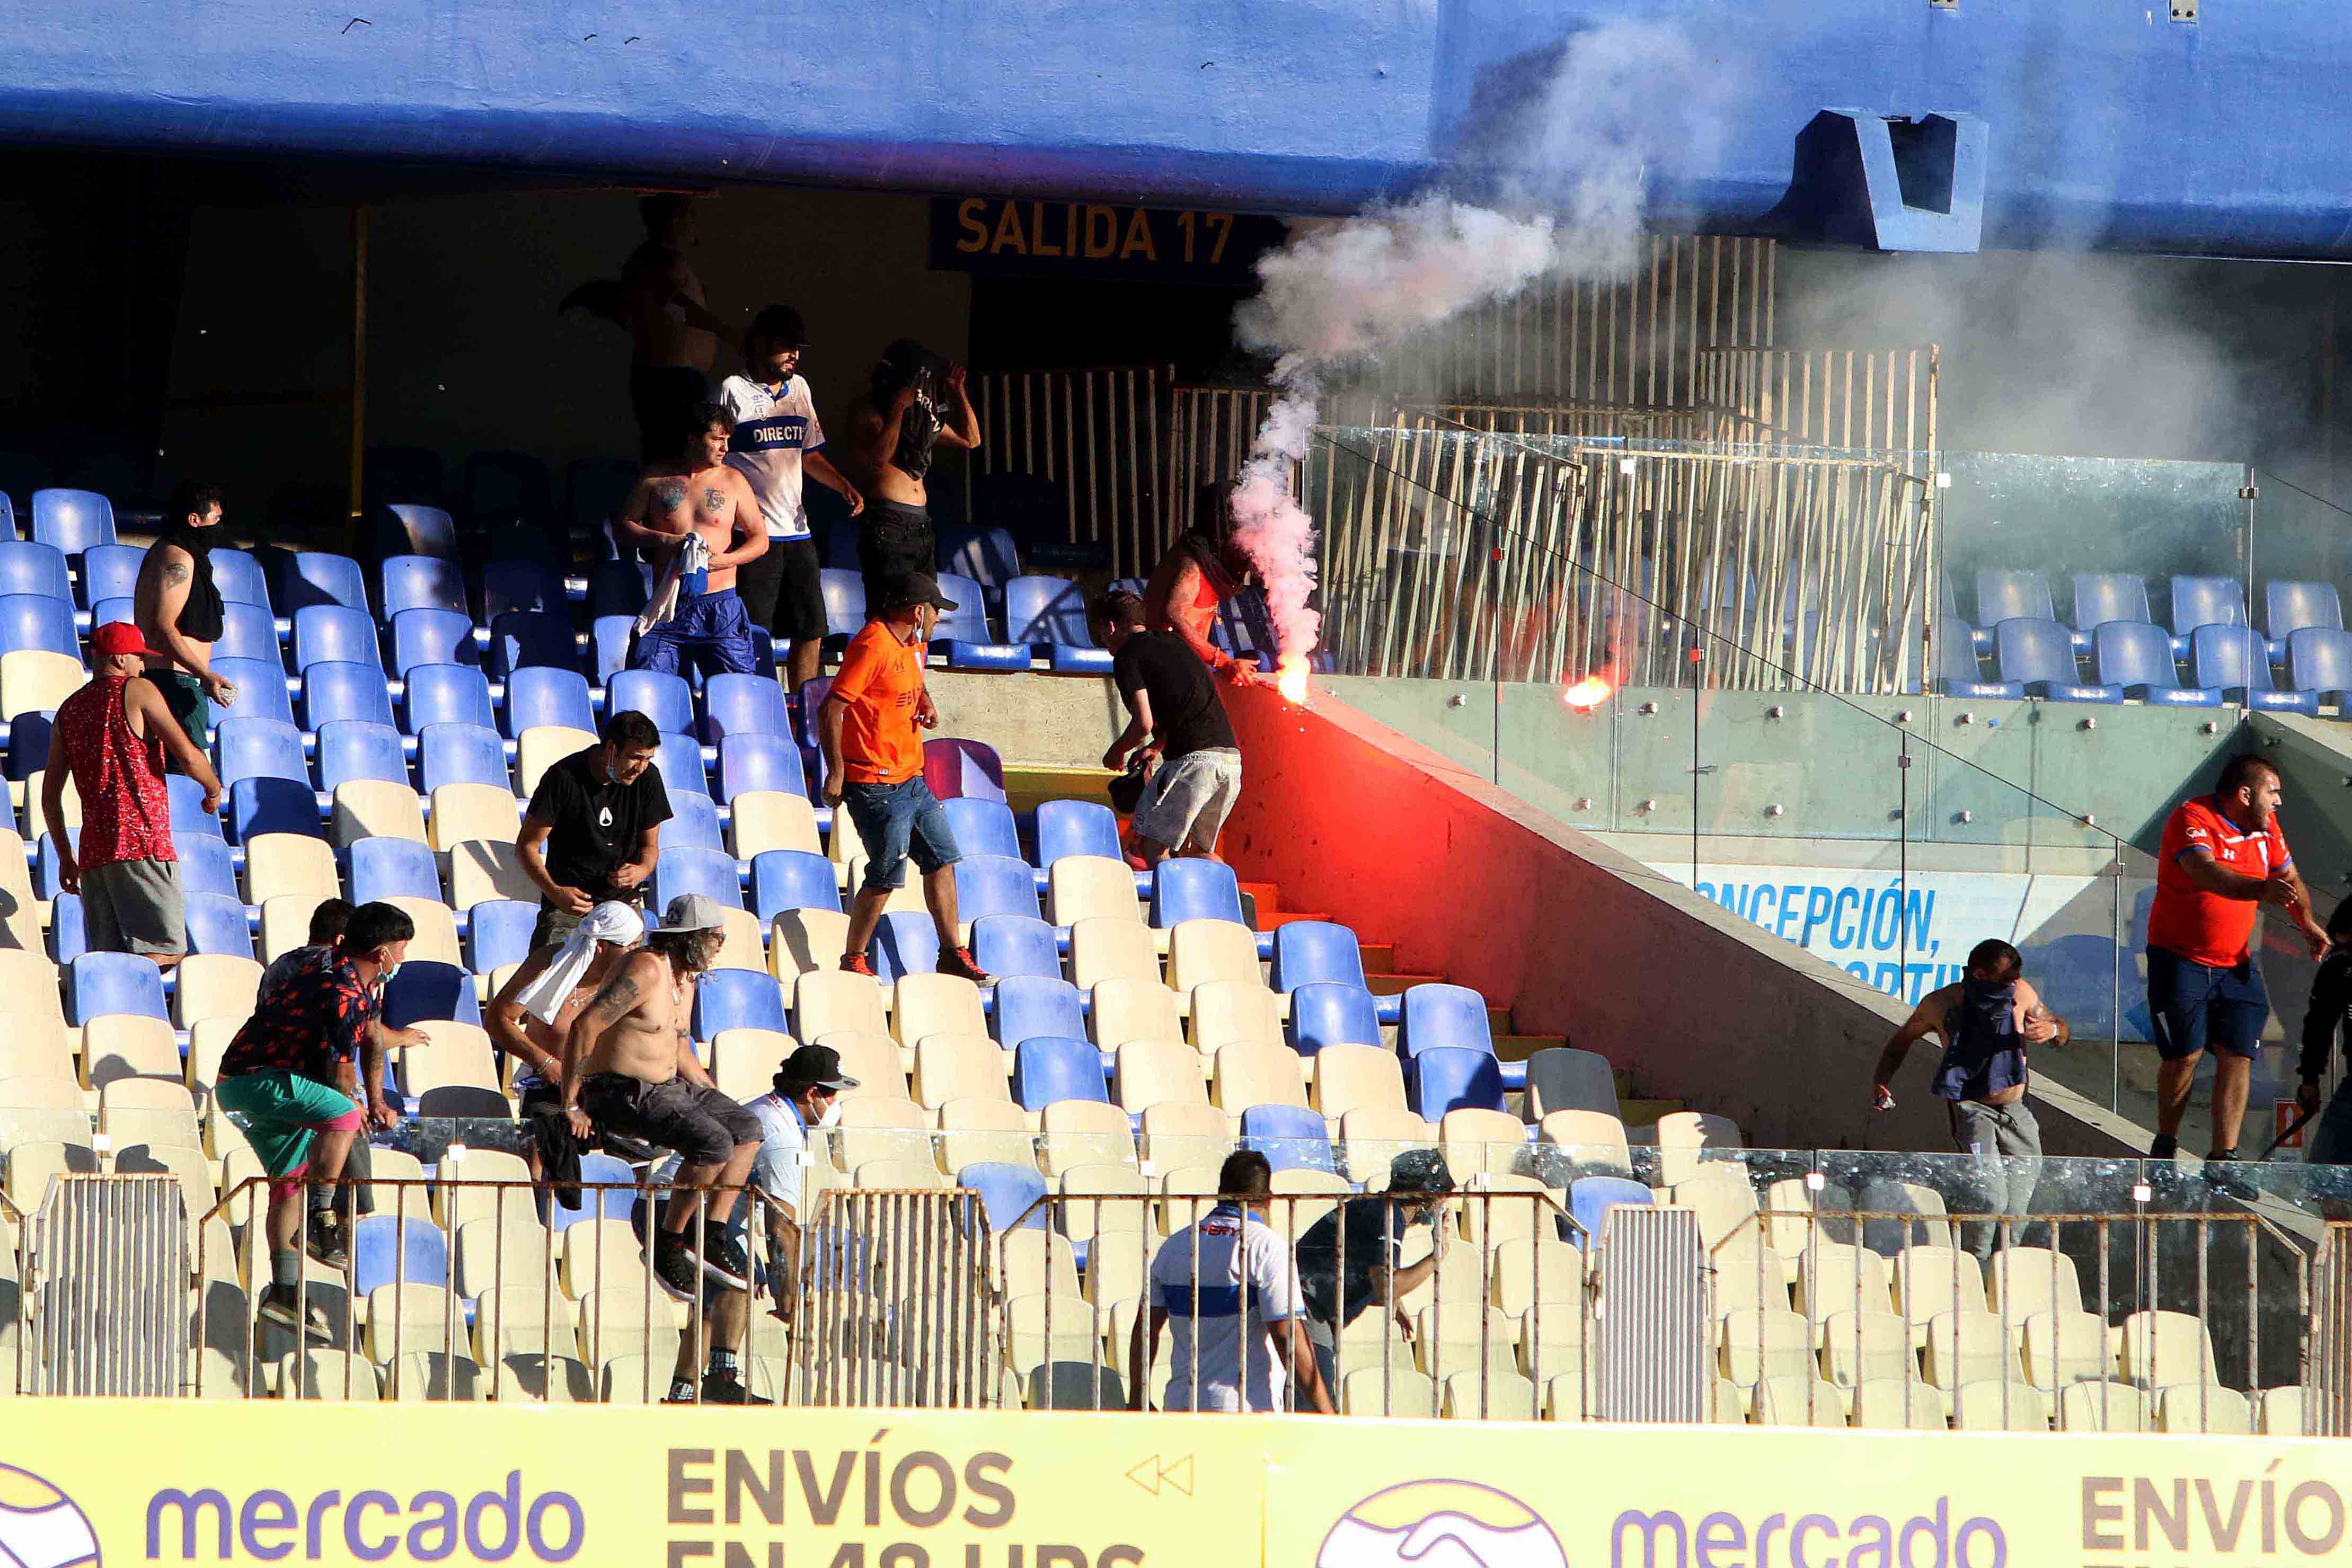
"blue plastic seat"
2289,627,2352,705
303,661,398,730
1269,922,1366,992
923,738,1006,803
1011,1035,1107,1109
2268,580,2343,660
403,664,497,734
701,672,793,745
934,572,1028,670
167,774,224,841
1409,1047,1506,1118
68,951,166,1024
659,791,724,852
0,542,70,601
589,616,635,683
0,489,13,543
956,1162,1047,1234
210,550,271,612
465,900,540,976
608,669,695,737
1398,983,1493,1058
30,489,114,556
941,527,1021,597
317,718,410,792
291,605,381,672
351,837,443,904
547,1151,638,1232
184,892,255,959
941,798,1021,861
750,849,840,922
390,608,480,676
2094,622,2218,706
694,970,788,1040
176,835,240,902
995,975,1087,1050
351,1214,449,1298
214,601,281,666
216,716,308,787
488,610,578,678
653,846,744,912
418,722,511,793
47,892,84,964
1974,569,2053,627
655,730,710,798
819,570,866,643
382,960,482,1029
2193,625,2317,714
468,449,557,530
483,557,567,622
379,555,468,620
210,656,295,728
0,593,77,656
381,503,458,561
227,776,322,843
88,596,132,632
78,543,146,608
1003,575,1113,674
1993,617,2119,703
280,552,369,615
1569,1175,1653,1239
1035,799,1121,865
6,708,51,784
2170,575,2248,643
1242,1103,1338,1175
587,559,650,619
1938,616,2021,699
971,915,1060,981
717,733,803,802
1287,982,1382,1055
1149,859,1244,927
954,854,1042,924
868,912,941,984
503,666,597,739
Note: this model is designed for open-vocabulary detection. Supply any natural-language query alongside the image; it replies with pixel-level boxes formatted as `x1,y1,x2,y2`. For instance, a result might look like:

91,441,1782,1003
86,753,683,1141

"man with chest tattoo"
620,405,769,678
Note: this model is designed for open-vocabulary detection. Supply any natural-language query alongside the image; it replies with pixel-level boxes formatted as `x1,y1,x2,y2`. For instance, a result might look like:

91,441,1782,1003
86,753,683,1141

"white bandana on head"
513,900,644,1024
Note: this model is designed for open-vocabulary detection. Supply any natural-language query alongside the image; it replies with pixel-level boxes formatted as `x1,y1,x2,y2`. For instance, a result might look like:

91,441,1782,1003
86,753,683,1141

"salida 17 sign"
927,197,1286,286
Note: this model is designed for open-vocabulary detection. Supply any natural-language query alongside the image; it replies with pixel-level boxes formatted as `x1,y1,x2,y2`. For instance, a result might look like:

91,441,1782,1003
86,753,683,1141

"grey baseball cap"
651,893,730,934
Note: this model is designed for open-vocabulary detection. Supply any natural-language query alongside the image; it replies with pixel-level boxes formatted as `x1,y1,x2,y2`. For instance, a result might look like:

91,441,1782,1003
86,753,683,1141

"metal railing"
1696,344,1940,482
968,365,1171,578
794,1186,998,1408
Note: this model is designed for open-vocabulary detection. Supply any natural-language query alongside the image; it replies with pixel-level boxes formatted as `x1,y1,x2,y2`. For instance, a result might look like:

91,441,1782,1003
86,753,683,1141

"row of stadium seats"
1939,615,2352,712
1960,568,2344,655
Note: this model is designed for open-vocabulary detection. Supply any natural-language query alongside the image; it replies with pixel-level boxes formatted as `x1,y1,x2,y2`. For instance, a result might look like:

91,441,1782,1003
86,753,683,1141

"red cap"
91,622,157,659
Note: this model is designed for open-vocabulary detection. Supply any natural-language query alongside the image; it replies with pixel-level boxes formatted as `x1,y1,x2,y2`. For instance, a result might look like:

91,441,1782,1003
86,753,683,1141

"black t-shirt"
1112,630,1234,759
526,746,673,902
1296,1197,1413,1329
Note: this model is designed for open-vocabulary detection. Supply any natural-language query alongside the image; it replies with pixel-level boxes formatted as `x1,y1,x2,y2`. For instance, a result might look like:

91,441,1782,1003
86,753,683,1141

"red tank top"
53,676,176,869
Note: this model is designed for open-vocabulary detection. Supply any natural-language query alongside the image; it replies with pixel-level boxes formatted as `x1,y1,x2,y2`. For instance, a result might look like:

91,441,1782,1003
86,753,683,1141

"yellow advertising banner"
0,1400,1259,1567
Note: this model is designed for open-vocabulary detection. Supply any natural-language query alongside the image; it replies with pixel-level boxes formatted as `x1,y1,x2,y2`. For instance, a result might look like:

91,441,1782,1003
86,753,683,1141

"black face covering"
873,339,950,480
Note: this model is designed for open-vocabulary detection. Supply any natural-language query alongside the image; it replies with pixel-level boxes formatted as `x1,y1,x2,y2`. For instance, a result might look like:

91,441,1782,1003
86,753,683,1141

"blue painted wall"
5,0,2352,254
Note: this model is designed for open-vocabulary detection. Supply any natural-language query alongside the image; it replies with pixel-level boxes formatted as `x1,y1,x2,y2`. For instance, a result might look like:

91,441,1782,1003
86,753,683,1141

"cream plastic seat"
730,791,822,858
1093,978,1185,1051
258,893,332,962
1058,1163,1152,1247
99,1077,203,1151
1754,1374,1848,1428
447,839,540,910
173,954,262,1031
1046,856,1142,926
854,1157,952,1190
1442,1368,1538,1421
515,725,599,798
2059,1379,2152,1432
711,906,768,973
711,1026,799,1103
1489,1235,1584,1319
1167,919,1263,994
385,897,462,964
1210,1040,1306,1110
796,971,888,1042
1719,1306,1813,1386
2154,1384,2253,1433
83,1015,184,1089
427,782,521,853
1459,1172,1551,1252
2019,1308,2112,1390
1922,1312,2023,1390
455,1218,555,1301
400,1020,502,1098
1190,980,1284,1053
1070,918,1162,990
1850,1377,1951,1430
0,828,40,953
276,1350,382,1401
330,780,429,847
998,1229,1082,1298
1340,1367,1436,1418
1040,1100,1135,1173
1442,1107,1529,1179
1267,1168,1349,1238
1986,1246,2084,1320
2116,1308,2219,1388
895,973,988,1047
495,1352,596,1404
770,909,851,985
245,834,341,903
1536,1109,1633,1176
2259,1386,2305,1434
910,1035,1011,1109
1793,1241,1895,1321
1313,1044,1405,1120
1890,1245,1986,1344
0,1016,76,1086
1005,1292,1104,1376
0,650,85,722
559,1218,653,1300
1817,1308,1912,1387
1114,1040,1209,1112
1654,1111,1744,1187
1340,1107,1437,1185
834,1097,934,1173
364,1282,467,1365
811,1031,907,1100
432,1149,536,1230
938,1096,1037,1173
1952,1379,2050,1431
1137,1103,1232,1174
387,1351,488,1402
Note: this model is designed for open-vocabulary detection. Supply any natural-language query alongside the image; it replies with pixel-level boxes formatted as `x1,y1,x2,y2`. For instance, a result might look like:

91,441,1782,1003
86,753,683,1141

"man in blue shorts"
621,404,767,678
2144,755,2330,1165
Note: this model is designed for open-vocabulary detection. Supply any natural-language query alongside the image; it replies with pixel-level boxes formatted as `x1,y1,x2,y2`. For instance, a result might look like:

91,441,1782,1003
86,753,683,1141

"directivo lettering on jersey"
146,1474,585,1562
734,414,812,451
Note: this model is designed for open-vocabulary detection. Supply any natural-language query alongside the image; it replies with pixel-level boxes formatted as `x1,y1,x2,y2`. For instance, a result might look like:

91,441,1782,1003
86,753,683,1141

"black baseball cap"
774,1043,859,1094
883,572,959,614
748,304,808,347
1386,1149,1456,1195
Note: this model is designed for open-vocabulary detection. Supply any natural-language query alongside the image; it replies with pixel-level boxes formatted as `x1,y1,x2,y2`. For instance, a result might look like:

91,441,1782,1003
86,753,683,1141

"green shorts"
215,1070,362,1180
148,669,213,769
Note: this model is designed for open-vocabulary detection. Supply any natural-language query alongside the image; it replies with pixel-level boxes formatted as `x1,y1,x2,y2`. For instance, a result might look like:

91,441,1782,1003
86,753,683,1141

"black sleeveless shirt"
155,522,225,642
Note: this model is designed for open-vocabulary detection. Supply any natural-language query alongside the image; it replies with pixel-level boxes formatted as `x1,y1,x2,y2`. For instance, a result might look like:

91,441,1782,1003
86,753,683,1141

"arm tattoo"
587,972,641,1021
163,560,190,586
654,481,687,511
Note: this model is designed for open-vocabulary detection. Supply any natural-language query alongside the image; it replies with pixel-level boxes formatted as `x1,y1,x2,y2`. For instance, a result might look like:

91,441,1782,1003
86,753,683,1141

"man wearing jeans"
1091,589,1244,866
818,572,990,986
1868,938,2067,1259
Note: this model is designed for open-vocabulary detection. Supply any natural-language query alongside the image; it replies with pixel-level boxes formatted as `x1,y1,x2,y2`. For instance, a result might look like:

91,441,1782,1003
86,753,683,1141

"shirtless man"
560,894,761,1297
134,481,238,774
619,405,768,679
621,195,733,462
844,339,980,608
488,899,644,1168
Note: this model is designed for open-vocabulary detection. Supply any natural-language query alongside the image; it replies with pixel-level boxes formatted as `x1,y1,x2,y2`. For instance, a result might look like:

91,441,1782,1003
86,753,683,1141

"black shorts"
738,536,827,646
859,500,935,608
580,1072,759,1166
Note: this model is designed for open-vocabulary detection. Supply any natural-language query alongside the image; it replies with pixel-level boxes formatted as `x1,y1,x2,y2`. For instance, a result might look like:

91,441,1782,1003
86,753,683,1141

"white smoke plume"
1226,20,1730,673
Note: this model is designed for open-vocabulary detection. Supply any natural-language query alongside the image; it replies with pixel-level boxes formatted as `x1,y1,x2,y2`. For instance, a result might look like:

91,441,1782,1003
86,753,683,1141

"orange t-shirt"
830,621,924,784
2147,795,2292,968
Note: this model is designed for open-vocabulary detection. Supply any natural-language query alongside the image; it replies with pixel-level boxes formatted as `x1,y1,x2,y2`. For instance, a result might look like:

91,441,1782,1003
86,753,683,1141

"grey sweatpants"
1948,1097,2041,1260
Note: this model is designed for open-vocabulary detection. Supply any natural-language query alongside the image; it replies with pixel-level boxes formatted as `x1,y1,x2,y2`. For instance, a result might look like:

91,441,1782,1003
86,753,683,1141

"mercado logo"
0,1464,101,1568
1319,1480,1569,1568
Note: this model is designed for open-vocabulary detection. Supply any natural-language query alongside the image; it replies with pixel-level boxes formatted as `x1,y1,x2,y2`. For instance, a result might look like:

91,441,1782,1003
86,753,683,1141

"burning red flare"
1562,674,1614,712
1275,657,1310,704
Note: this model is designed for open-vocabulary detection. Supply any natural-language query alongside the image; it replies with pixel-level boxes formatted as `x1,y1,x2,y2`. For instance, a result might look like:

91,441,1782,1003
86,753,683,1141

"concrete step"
1619,1097,1685,1130
1487,1005,1512,1034
1493,1034,1568,1064
1259,909,1332,932
1358,942,1398,976
1238,880,1282,915
1365,971,1446,997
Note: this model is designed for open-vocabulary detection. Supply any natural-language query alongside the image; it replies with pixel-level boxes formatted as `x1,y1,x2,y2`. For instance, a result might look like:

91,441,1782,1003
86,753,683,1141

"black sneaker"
257,1284,334,1344
2149,1133,2179,1159
652,1233,702,1299
686,1232,752,1291
699,1368,772,1405
303,1218,350,1271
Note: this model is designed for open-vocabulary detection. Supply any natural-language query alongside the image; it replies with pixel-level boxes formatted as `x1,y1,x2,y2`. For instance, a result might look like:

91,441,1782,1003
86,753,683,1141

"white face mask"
815,1095,844,1129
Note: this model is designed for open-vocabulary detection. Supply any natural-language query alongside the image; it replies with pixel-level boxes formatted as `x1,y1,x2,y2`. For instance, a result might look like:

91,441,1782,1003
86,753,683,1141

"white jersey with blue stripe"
719,373,824,540
1148,1202,1305,1412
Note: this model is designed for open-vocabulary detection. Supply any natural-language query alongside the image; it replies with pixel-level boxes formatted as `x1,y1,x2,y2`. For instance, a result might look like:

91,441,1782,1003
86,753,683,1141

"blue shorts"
632,589,756,679
2146,947,2269,1061
842,776,960,893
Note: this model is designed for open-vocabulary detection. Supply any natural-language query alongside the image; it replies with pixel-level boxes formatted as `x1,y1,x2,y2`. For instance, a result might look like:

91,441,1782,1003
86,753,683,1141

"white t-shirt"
651,1091,805,1218
719,373,825,540
1148,1203,1305,1412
